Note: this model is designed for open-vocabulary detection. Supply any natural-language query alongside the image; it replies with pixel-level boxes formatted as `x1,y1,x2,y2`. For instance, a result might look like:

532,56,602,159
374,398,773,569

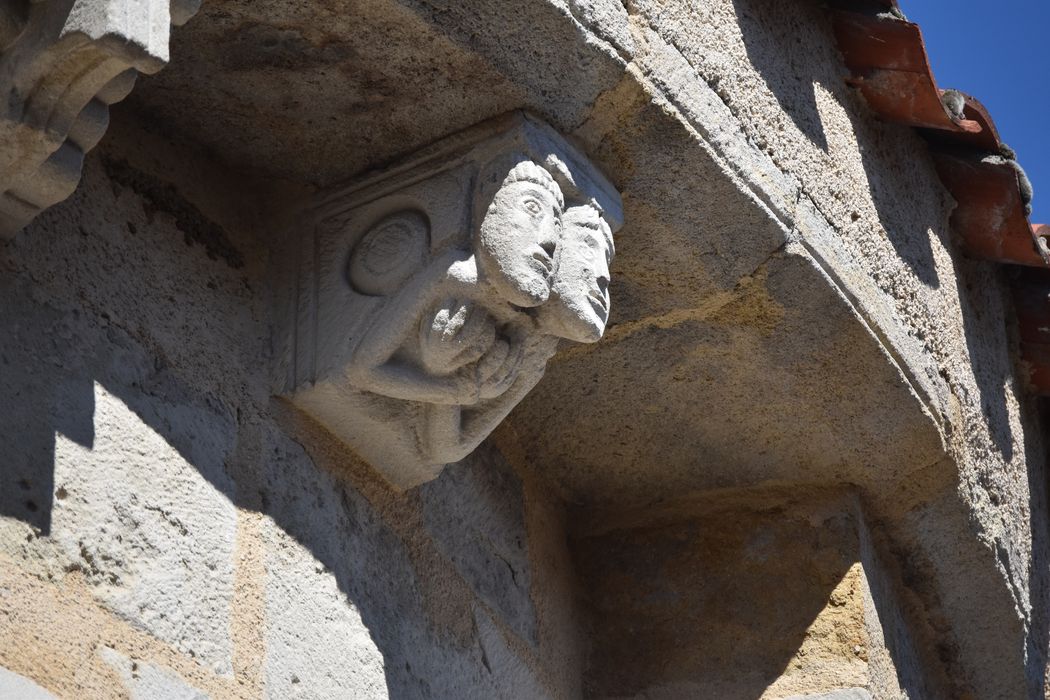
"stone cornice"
0,0,199,238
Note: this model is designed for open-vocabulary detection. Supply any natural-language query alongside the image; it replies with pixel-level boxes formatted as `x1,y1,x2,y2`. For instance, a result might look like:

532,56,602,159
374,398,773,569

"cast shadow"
731,0,829,152
817,3,1020,464
1024,397,1050,698
735,0,1019,461
0,280,96,534
571,492,862,699
950,258,1019,462
868,481,1046,698
0,232,543,698
734,0,945,291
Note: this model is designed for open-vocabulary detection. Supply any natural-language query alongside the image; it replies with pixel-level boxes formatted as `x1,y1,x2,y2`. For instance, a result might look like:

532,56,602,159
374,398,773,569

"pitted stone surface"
126,0,626,187
420,445,536,644
0,134,583,697
99,647,209,700
262,518,387,699
51,383,237,675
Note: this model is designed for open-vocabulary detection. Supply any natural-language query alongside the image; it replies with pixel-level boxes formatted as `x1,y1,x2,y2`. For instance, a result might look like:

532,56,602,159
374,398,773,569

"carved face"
542,205,614,343
476,171,562,308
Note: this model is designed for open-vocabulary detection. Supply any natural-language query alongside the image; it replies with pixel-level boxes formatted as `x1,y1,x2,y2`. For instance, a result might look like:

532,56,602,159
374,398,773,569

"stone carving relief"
278,113,623,489
0,0,199,238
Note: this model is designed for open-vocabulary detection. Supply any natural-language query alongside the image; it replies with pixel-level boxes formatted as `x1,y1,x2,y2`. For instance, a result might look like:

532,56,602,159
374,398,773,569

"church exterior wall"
0,1,1046,698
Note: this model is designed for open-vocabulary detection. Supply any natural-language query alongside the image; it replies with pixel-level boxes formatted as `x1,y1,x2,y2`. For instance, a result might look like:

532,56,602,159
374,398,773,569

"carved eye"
521,197,543,216
585,234,600,249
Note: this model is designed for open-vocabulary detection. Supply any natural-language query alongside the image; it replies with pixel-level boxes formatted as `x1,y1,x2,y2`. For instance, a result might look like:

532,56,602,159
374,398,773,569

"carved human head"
475,158,564,308
540,203,614,343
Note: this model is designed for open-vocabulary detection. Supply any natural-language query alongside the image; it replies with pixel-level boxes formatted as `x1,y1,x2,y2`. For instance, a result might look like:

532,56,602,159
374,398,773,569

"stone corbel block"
0,0,200,238
278,112,624,489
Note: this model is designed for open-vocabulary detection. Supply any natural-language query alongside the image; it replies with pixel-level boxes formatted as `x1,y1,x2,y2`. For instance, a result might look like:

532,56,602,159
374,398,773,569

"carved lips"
529,246,555,278
587,287,609,316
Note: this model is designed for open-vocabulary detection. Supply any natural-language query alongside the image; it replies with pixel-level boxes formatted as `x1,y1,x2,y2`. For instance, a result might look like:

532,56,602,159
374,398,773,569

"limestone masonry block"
99,647,208,700
0,666,56,700
52,382,238,675
0,0,199,237
277,112,624,489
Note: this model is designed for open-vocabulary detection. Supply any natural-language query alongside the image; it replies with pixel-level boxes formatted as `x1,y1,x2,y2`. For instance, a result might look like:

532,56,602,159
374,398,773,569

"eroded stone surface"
261,518,387,699
0,132,585,698
420,446,536,644
50,383,237,675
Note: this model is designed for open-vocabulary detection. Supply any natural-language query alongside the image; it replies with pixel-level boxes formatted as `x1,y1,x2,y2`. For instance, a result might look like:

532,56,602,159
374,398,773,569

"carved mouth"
587,289,608,315
530,249,554,277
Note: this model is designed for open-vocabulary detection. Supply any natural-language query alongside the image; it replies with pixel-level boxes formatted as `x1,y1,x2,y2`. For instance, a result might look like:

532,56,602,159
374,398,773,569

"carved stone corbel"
0,0,199,238
277,113,624,489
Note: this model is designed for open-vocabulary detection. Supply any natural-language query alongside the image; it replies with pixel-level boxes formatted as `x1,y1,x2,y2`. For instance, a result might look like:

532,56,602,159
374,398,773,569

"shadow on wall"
733,0,944,292
698,2,1047,694
571,490,938,699
952,259,1019,460
1024,398,1050,697
0,301,546,696
839,78,1023,467
792,0,1022,468
574,495,860,698
0,295,96,534
813,16,1045,683
0,158,555,697
731,0,830,153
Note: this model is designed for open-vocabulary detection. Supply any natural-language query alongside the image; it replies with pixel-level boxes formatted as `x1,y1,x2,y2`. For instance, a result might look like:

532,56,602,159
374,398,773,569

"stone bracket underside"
0,0,199,238
278,112,624,490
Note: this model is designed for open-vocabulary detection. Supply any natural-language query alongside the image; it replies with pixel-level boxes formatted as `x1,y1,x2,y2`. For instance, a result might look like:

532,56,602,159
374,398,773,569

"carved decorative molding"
278,113,624,489
0,0,200,238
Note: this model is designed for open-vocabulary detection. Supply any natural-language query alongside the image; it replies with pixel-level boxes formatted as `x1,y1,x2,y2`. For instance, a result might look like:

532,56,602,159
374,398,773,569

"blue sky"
904,1,1049,223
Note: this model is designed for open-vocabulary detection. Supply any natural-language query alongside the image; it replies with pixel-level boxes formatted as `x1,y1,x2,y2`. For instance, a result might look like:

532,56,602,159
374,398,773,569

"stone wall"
520,0,1049,694
0,124,580,698
0,0,1047,697
614,2,1050,694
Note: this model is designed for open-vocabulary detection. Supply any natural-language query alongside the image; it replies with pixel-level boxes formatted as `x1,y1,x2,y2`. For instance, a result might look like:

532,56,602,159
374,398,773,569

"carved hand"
419,298,496,376
477,334,526,400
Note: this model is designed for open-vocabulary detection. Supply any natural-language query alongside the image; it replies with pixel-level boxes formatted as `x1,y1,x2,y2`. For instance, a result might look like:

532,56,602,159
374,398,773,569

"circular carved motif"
347,210,429,296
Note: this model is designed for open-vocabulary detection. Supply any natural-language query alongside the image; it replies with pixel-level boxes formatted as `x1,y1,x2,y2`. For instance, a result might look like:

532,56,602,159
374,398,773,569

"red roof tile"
829,1,1050,394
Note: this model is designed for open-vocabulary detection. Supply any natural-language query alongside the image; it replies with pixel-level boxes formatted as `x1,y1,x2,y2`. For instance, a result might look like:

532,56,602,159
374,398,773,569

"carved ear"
347,209,430,296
